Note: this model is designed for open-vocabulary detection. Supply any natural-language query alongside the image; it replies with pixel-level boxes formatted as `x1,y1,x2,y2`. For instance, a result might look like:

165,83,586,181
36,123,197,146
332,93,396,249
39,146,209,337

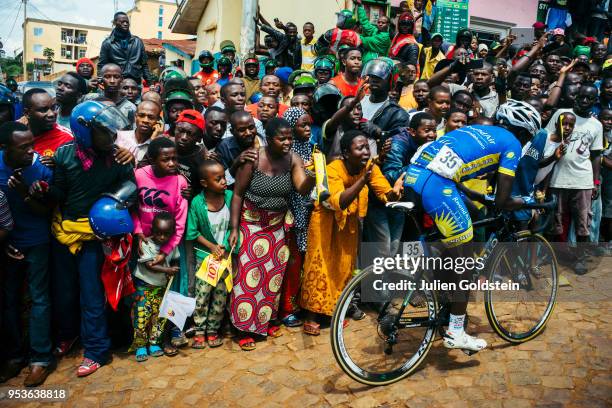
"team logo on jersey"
137,187,170,208
506,152,515,159
442,188,453,196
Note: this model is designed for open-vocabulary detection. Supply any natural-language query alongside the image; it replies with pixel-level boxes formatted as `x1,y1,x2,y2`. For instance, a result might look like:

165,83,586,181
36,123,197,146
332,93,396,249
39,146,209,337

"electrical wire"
6,1,23,43
0,0,21,30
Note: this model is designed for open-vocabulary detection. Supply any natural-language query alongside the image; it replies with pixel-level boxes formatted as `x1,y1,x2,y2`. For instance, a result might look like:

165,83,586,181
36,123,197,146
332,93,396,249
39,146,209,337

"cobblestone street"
4,261,611,408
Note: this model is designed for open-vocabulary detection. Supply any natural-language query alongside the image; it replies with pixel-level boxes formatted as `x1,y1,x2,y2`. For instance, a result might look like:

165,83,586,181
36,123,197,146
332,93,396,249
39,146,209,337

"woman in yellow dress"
300,129,404,335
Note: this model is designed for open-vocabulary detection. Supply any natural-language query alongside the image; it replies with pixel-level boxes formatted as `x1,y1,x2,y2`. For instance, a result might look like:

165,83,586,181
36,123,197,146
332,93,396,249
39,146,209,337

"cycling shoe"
443,331,487,354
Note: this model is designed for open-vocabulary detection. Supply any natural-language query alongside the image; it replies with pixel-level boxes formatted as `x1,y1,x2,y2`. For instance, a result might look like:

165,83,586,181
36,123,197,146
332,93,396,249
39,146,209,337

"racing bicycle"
330,199,559,386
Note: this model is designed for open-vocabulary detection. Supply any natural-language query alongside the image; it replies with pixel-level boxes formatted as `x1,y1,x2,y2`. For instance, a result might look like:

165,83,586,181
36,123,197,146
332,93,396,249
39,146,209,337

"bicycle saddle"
385,202,415,212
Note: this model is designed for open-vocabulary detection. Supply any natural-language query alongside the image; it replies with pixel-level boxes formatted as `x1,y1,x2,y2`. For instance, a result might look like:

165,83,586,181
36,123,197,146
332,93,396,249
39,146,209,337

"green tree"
0,57,23,79
43,47,55,72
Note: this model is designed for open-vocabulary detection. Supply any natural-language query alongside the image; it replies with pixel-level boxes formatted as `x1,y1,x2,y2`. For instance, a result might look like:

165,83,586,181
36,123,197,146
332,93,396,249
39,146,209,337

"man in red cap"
175,109,207,197
532,22,547,41
243,56,261,101
76,57,99,93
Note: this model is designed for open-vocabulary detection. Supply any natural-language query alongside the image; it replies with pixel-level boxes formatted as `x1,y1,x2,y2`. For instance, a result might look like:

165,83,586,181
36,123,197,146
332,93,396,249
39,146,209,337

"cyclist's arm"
538,170,553,198
455,181,486,204
494,173,525,210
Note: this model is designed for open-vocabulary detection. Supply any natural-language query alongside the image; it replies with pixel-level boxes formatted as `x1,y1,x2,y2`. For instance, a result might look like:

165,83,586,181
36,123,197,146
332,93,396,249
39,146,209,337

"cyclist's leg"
418,172,486,352
420,176,473,311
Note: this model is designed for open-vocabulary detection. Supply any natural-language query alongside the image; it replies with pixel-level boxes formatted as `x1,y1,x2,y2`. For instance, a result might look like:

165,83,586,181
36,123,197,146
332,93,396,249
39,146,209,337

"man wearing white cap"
477,43,489,59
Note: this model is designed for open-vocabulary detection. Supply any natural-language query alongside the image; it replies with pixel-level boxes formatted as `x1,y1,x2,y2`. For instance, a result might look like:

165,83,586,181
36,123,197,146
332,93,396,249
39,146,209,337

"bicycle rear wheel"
484,233,558,343
330,266,438,386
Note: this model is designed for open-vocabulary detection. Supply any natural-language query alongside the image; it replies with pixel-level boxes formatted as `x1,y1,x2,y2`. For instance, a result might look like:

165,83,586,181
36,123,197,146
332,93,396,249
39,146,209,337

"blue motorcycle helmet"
249,92,263,104
70,100,130,149
89,180,137,239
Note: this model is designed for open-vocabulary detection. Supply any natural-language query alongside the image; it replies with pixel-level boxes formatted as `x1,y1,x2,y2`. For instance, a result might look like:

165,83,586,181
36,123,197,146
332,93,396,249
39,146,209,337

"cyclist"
404,100,542,352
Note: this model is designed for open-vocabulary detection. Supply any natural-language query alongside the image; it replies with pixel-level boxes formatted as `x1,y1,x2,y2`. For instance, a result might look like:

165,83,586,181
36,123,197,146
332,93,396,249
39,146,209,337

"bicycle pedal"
461,349,479,356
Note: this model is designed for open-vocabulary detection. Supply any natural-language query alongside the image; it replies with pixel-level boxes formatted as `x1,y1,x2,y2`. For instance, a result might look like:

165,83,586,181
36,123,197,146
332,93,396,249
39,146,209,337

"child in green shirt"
186,160,233,348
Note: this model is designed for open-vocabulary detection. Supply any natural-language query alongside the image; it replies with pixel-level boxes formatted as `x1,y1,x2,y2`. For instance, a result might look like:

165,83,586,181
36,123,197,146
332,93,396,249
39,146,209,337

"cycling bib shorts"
405,125,522,247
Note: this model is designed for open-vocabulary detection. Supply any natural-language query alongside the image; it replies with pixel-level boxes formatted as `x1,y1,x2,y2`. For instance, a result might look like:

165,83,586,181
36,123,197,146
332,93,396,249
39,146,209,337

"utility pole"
22,0,27,81
240,0,257,59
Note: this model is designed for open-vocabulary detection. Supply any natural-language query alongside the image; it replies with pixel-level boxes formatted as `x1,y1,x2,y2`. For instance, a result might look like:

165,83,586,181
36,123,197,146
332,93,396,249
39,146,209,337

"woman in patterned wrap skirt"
228,117,316,351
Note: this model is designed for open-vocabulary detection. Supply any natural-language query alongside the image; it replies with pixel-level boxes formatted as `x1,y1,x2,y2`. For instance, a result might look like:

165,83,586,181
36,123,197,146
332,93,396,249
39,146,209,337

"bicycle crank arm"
398,317,437,328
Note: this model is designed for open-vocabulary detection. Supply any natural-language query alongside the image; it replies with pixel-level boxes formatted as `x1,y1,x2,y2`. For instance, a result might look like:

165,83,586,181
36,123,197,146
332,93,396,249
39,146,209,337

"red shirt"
195,70,220,86
278,103,289,117
34,124,73,157
245,103,289,119
330,74,363,97
245,103,258,119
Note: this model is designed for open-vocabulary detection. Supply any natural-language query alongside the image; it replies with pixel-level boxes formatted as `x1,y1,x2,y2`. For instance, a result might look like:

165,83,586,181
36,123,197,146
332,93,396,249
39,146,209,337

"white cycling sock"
447,313,465,336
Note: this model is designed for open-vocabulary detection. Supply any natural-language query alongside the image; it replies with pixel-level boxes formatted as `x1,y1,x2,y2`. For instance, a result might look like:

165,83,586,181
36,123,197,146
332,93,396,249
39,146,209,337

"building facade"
24,18,111,75
469,0,538,39
162,40,197,74
170,0,344,59
127,0,191,41
171,0,538,59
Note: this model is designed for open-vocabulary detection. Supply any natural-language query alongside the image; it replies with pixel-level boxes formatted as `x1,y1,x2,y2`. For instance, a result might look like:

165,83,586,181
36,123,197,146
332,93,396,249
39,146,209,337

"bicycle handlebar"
521,198,557,211
482,195,558,213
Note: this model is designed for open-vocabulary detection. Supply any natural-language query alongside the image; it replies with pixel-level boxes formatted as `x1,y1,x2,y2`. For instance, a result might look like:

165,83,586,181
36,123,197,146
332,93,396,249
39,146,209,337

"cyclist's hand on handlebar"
520,196,557,211
521,195,535,205
483,194,496,206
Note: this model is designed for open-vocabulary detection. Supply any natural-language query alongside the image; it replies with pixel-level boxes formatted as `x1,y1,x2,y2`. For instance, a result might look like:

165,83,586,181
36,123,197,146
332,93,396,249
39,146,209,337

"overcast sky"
0,0,140,56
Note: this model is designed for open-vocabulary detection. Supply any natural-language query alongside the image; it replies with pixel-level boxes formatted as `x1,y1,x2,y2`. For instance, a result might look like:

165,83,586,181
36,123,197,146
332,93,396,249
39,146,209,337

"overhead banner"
434,0,469,42
537,0,549,23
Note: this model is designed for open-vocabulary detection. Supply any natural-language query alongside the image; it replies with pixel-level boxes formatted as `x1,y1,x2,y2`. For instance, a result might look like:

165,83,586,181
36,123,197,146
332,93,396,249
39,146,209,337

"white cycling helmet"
496,99,541,136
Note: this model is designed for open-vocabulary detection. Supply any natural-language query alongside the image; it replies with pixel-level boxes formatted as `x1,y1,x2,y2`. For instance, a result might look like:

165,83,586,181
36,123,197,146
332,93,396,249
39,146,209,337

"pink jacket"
132,165,188,255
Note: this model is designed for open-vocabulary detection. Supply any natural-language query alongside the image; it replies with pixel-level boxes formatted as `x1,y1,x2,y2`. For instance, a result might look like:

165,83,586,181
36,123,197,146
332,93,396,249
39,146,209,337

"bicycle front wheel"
330,266,438,386
484,232,558,343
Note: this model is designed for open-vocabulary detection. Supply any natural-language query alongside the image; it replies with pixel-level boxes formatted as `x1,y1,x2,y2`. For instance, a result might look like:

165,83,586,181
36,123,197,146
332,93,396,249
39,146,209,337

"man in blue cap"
274,67,294,105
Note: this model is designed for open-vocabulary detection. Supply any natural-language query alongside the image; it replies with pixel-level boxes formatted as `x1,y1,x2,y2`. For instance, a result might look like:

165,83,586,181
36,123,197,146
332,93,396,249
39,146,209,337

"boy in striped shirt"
301,22,316,71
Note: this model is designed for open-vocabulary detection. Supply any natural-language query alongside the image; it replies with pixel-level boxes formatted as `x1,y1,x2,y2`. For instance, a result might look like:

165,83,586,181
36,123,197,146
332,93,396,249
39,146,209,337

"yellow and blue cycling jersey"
405,126,522,248
410,125,522,182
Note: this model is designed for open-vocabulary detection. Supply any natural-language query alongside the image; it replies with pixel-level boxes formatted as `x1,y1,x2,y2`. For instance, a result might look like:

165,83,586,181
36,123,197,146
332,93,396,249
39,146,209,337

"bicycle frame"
375,211,521,333
331,198,559,385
